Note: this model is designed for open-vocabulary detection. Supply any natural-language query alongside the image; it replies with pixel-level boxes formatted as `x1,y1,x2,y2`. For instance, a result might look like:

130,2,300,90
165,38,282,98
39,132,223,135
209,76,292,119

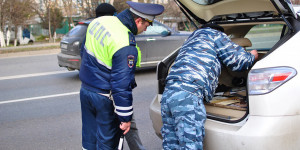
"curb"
0,42,60,51
0,48,60,59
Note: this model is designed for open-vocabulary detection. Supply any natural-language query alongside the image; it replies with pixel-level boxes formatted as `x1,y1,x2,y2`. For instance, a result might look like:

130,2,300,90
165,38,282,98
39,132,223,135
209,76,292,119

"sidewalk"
0,42,59,51
0,42,60,58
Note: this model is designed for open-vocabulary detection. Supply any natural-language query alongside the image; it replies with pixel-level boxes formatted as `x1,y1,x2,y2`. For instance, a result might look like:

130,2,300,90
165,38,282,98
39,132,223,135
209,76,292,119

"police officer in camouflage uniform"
161,23,258,150
79,1,164,150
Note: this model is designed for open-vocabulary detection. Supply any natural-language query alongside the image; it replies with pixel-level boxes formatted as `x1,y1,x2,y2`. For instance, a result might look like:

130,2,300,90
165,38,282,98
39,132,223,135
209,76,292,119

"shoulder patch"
128,32,136,46
127,55,135,68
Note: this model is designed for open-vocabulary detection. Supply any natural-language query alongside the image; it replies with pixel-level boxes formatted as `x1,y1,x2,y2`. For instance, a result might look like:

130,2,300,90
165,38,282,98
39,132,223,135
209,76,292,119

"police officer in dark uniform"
95,3,117,17
79,1,164,150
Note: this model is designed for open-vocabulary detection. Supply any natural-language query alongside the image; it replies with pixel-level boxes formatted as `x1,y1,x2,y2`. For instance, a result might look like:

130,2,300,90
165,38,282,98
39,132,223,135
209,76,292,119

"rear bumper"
57,52,81,70
205,115,300,150
149,94,163,139
149,94,300,150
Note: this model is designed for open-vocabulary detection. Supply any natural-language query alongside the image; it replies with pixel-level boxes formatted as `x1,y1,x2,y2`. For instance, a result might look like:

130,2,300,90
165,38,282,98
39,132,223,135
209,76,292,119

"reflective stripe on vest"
85,16,141,69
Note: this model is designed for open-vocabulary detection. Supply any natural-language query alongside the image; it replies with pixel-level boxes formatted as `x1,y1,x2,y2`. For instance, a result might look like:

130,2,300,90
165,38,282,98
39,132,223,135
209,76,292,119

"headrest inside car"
231,38,252,48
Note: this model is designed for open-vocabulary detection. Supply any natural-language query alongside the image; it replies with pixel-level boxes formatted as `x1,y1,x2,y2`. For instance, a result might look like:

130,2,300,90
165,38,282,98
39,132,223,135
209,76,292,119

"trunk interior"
205,45,268,121
202,22,287,122
162,21,287,122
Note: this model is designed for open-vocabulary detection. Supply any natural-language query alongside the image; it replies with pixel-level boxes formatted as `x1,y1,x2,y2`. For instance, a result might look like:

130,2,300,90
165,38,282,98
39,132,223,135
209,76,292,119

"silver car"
150,0,300,149
57,19,192,70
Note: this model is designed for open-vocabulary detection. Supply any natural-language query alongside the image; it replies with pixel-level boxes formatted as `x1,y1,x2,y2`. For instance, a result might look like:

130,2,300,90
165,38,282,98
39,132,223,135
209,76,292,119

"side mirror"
161,30,171,37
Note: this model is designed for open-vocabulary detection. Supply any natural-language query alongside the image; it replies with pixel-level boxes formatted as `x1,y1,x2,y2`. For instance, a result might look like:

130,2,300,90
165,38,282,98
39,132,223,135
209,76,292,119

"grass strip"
0,45,60,54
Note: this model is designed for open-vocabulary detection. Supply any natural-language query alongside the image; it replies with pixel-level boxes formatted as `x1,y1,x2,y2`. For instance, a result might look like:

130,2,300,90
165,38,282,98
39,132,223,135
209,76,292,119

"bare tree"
162,0,195,31
0,0,12,46
33,0,52,41
113,0,129,13
77,0,107,18
43,6,64,41
62,0,75,31
292,0,300,5
82,0,95,18
0,0,5,31
4,0,35,46
33,0,64,42
0,0,7,47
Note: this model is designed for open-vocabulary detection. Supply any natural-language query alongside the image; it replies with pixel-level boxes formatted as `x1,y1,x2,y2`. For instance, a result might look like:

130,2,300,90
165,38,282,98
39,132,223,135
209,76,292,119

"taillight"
248,67,297,95
71,41,80,51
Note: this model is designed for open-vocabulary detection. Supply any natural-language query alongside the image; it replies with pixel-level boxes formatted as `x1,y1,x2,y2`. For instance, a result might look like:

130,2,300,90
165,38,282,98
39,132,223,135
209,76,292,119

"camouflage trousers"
161,80,206,150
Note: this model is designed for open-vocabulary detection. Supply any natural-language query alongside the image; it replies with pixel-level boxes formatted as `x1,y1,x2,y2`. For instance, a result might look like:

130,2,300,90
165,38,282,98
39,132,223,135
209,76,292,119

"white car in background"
149,0,300,149
3,26,35,45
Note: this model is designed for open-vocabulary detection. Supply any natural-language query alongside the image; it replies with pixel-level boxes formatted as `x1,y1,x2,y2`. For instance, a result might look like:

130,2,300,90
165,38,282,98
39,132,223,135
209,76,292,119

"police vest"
85,16,141,69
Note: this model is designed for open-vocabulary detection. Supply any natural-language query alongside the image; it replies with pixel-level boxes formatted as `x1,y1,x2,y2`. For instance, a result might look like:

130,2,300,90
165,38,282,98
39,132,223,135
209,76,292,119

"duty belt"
98,92,112,99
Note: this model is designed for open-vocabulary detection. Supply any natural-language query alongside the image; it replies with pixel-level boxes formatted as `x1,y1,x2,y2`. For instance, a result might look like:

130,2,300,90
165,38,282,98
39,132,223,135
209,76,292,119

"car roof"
76,18,164,26
176,0,298,23
77,18,95,25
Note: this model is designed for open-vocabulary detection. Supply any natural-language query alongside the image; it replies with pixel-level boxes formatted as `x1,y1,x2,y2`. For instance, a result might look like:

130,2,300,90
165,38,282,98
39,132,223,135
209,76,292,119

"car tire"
28,40,34,45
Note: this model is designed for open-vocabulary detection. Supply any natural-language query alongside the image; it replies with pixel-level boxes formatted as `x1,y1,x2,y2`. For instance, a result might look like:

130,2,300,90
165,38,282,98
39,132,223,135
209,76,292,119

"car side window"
140,22,169,35
66,25,88,37
245,24,284,50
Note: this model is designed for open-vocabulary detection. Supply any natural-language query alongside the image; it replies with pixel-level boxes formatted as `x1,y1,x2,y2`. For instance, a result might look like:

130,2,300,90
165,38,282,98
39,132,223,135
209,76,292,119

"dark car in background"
57,19,192,71
57,19,91,71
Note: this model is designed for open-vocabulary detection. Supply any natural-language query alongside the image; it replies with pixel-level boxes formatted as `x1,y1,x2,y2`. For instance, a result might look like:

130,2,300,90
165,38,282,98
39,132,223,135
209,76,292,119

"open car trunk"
151,0,300,143
203,21,291,122
158,21,290,123
170,0,298,123
160,47,269,123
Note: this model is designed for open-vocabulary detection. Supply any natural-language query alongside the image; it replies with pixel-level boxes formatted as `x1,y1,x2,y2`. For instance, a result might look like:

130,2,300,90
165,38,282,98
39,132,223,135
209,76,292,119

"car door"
136,21,189,67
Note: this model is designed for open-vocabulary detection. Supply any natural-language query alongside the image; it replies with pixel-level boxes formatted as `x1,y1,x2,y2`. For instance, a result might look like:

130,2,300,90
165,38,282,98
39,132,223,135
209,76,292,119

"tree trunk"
14,39,17,46
0,30,5,47
0,3,5,47
48,7,52,43
70,16,74,28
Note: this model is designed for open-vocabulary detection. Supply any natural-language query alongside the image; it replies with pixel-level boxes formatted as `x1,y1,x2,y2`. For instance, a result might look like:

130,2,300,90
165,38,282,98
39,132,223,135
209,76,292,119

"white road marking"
0,92,79,105
0,70,78,104
0,70,69,80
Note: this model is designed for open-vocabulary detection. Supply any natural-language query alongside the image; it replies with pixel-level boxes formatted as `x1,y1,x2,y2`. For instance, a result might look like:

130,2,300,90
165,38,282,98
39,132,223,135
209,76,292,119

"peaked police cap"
127,1,164,24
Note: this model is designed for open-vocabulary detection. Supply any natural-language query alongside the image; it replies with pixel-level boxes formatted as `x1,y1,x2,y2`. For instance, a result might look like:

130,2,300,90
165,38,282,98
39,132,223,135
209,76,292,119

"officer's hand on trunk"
120,122,131,135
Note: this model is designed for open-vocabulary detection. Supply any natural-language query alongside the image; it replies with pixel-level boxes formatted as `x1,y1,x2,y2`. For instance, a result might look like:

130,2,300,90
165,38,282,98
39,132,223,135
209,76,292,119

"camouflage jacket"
166,27,255,101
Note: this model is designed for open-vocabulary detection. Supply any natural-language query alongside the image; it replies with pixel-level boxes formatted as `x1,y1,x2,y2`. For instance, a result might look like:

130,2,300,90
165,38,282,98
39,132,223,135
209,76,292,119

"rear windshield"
66,25,88,37
140,22,170,35
245,24,284,51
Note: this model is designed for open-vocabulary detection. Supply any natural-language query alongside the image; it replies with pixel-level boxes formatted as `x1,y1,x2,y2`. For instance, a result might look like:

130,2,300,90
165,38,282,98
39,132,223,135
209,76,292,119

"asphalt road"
0,52,162,149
